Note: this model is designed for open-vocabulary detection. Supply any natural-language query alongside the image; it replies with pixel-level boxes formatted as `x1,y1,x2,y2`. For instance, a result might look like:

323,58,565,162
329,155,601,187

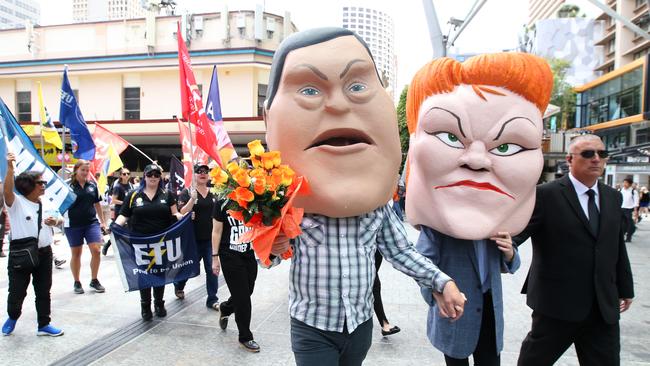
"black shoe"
101,241,111,256
239,340,260,353
381,325,401,336
141,302,153,321
89,279,106,293
0,251,6,258
154,301,167,317
73,281,84,294
54,258,66,268
625,238,632,243
175,289,185,300
219,303,229,330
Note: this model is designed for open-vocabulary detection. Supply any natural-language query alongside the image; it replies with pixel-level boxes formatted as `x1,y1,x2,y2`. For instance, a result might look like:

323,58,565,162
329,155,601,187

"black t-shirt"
112,182,133,214
212,200,253,255
178,188,215,241
120,189,177,235
68,181,100,227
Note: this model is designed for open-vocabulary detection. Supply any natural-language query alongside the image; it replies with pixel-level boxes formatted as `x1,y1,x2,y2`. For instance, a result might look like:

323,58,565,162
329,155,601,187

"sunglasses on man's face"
575,150,609,159
36,180,47,186
196,169,209,175
146,172,161,178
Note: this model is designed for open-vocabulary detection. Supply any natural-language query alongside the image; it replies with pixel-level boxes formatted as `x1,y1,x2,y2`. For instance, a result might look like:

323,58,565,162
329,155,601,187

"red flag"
177,21,222,166
92,123,129,174
178,119,209,188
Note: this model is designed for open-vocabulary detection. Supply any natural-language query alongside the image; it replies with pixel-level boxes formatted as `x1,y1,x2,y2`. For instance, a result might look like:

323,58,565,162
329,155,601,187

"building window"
636,0,645,8
16,91,31,122
637,127,649,144
257,84,267,117
123,87,140,120
633,48,649,59
607,38,615,54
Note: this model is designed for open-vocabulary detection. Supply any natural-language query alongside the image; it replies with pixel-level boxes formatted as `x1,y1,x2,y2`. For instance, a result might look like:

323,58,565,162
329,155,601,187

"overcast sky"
37,0,602,92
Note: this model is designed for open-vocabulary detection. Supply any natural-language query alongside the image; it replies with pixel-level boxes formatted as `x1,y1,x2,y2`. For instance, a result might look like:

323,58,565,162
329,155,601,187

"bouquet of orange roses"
210,140,309,266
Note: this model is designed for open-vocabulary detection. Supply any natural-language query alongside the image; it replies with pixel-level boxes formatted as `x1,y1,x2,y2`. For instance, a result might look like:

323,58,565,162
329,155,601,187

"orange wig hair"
406,53,553,134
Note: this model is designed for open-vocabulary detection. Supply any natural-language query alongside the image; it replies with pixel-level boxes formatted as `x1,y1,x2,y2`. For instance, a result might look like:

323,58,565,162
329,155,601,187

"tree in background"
396,85,409,172
548,58,576,130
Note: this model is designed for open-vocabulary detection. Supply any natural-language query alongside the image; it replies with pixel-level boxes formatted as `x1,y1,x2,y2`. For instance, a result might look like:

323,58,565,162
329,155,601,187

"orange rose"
247,139,265,157
228,210,245,222
253,176,266,195
251,156,262,169
249,168,266,179
226,161,240,174
260,151,281,170
278,165,295,186
232,169,251,188
210,167,229,185
228,187,254,208
268,168,283,191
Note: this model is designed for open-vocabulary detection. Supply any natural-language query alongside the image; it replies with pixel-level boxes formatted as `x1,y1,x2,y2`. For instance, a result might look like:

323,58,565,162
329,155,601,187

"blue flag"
110,215,200,291
205,65,237,163
59,67,95,160
0,97,77,214
206,65,223,122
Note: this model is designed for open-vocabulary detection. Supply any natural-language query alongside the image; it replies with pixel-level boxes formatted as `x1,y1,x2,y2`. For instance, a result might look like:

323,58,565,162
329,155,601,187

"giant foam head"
265,28,401,218
405,53,553,239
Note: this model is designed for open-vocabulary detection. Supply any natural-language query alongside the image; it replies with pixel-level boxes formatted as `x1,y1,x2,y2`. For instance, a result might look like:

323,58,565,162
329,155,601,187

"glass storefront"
575,66,643,128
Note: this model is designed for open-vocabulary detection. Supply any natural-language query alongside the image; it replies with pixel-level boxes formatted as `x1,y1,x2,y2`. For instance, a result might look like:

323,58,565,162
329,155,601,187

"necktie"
586,189,599,236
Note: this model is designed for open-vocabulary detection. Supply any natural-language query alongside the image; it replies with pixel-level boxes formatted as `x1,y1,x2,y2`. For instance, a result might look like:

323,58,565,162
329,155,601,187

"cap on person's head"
194,164,210,173
143,164,161,175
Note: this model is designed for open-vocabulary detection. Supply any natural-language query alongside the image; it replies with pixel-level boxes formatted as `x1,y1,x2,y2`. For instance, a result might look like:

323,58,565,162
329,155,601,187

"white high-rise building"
341,4,396,97
73,0,146,23
0,0,39,30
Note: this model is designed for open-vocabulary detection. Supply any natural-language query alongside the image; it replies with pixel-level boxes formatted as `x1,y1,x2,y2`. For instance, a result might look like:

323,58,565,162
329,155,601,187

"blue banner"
59,67,95,160
0,97,77,214
206,65,223,122
110,215,200,292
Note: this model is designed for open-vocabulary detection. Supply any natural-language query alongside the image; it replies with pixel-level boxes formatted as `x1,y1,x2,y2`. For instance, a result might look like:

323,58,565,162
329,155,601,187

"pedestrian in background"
639,186,649,218
64,160,107,295
212,199,259,352
114,164,183,320
2,152,64,337
621,177,639,242
372,251,400,337
514,135,634,366
174,164,219,310
0,180,6,257
102,167,132,255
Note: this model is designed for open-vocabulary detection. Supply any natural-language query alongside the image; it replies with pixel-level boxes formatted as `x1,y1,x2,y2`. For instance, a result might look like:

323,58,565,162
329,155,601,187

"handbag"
8,202,42,271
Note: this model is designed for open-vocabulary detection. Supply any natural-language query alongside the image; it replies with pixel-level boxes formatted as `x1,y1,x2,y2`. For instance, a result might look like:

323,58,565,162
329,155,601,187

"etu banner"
110,215,200,292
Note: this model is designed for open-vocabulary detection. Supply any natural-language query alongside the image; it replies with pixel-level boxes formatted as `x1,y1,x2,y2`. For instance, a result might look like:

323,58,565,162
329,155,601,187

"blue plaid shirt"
288,203,452,332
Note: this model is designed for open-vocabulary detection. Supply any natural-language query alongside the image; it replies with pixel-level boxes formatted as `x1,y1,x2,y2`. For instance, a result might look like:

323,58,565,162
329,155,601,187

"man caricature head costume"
406,53,553,239
265,27,401,218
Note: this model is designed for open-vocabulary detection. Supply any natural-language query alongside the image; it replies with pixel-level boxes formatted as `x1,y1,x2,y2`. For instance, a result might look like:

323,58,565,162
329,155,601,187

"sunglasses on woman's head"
146,172,161,178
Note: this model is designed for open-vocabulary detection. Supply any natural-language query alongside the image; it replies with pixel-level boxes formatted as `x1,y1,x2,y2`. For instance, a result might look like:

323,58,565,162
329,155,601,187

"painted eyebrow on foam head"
423,107,466,138
294,63,328,81
493,117,535,141
339,59,366,79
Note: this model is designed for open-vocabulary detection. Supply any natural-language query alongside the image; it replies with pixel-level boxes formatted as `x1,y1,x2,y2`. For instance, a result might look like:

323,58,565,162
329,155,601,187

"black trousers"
7,246,53,328
622,208,636,240
140,286,165,304
372,251,389,327
220,250,257,342
444,291,499,366
291,318,373,366
517,301,620,366
0,210,6,252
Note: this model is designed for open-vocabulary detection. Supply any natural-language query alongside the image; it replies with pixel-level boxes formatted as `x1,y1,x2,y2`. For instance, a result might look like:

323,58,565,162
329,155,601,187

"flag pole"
36,81,46,159
126,142,155,164
60,65,68,179
186,118,197,192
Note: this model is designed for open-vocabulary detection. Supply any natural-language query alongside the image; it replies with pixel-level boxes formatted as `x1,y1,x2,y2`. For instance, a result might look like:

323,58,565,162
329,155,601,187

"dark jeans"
0,210,6,252
622,208,636,240
140,286,165,304
291,318,373,366
444,291,499,366
372,251,389,327
517,301,620,366
220,251,257,342
7,246,53,328
174,240,219,307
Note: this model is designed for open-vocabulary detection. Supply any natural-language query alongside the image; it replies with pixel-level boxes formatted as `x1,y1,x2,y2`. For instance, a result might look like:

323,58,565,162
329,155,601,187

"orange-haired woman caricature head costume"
405,53,553,239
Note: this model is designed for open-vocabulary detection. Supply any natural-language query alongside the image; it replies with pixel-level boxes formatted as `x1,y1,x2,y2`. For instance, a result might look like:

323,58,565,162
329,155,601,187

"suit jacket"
514,175,634,324
416,227,520,359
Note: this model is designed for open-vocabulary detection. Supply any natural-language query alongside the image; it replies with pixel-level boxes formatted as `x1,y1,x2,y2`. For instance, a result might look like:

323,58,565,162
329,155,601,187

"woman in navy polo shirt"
64,160,107,295
114,164,183,320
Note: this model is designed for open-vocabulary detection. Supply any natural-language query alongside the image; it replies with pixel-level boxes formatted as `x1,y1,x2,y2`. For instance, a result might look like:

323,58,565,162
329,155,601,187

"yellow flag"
37,82,63,149
97,144,124,196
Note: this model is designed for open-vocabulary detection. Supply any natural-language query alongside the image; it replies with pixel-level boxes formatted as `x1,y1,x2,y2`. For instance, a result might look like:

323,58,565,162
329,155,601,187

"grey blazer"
416,226,520,359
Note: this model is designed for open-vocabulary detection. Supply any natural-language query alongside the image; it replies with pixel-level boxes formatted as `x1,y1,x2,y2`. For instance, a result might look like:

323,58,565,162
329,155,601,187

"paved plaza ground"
0,220,648,366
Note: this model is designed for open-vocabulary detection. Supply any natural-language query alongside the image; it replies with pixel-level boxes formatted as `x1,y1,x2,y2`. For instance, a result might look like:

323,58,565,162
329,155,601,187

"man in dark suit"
514,134,634,366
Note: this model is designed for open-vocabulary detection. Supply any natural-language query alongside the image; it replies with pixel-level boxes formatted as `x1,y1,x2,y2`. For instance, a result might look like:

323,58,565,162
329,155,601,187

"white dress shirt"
620,187,639,209
568,173,600,219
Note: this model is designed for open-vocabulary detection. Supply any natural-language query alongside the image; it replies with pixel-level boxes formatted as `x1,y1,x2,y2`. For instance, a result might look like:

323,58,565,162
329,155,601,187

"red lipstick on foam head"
434,180,514,200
